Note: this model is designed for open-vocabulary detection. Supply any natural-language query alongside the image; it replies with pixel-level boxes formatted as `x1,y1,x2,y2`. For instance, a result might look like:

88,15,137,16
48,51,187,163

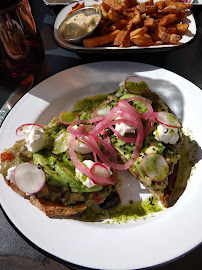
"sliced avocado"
61,151,75,171
33,153,102,193
33,153,67,187
119,93,135,100
120,94,148,113
54,160,102,193
110,133,165,178
80,112,88,120
144,141,165,155
110,135,135,160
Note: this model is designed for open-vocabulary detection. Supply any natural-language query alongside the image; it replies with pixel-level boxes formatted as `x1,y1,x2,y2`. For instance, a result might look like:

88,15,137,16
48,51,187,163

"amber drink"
0,0,44,78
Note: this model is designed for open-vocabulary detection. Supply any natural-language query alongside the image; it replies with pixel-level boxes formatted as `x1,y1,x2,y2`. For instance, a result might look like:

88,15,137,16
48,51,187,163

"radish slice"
16,124,43,136
142,153,169,182
91,163,110,177
125,76,148,95
58,111,79,126
52,131,70,155
90,163,111,186
14,163,46,194
155,112,181,128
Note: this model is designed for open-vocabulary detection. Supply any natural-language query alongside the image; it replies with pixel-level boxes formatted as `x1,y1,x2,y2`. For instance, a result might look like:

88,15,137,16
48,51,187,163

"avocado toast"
0,119,114,217
73,76,183,207
0,76,183,217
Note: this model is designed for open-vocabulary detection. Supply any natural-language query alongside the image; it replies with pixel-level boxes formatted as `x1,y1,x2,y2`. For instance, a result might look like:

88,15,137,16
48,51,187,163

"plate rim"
0,61,202,270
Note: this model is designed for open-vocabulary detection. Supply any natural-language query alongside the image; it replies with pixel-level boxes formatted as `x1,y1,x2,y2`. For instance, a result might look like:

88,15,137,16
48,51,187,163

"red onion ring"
69,134,117,185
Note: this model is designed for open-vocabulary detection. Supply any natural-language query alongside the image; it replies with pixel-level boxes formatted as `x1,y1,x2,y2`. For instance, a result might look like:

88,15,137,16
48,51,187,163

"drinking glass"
0,0,45,78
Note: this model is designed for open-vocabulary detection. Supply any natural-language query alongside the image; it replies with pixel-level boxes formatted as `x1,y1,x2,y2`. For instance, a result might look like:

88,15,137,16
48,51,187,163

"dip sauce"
63,12,100,39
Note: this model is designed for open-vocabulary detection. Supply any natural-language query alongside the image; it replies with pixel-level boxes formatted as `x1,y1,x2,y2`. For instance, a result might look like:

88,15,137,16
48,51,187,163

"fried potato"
132,8,141,24
144,17,157,28
130,26,148,37
136,2,157,14
176,23,189,34
167,24,177,34
165,0,192,10
158,5,180,14
168,33,181,44
152,25,170,43
99,3,109,20
97,19,112,35
155,0,166,10
83,30,120,48
108,8,123,22
109,19,128,31
68,0,192,48
146,0,154,5
67,2,84,15
103,0,123,12
120,32,131,47
131,34,155,46
155,40,164,45
148,29,161,41
123,0,138,8
158,14,177,26
113,22,133,46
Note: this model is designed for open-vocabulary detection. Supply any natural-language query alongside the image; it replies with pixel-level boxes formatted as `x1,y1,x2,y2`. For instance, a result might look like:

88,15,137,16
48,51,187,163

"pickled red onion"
96,136,118,162
67,94,156,181
69,134,117,185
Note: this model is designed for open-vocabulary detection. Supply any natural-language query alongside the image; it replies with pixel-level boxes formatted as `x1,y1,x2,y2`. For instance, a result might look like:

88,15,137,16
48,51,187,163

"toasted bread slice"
108,90,183,207
4,178,88,217
4,179,27,198
29,196,88,218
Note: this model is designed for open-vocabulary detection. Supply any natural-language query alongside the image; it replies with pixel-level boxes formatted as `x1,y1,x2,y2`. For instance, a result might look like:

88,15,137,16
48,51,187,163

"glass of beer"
0,0,45,78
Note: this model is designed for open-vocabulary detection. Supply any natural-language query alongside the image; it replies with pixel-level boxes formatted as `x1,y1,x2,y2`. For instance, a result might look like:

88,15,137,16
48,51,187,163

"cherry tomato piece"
1,152,14,162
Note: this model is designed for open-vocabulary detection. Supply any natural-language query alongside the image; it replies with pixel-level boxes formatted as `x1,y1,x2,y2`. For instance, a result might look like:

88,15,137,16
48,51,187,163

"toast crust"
4,178,87,217
5,179,26,198
29,196,87,218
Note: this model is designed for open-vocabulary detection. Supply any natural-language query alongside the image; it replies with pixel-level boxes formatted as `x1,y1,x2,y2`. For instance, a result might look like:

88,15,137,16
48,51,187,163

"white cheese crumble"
74,139,92,154
75,160,96,188
115,117,136,136
153,124,179,144
6,166,16,183
24,126,46,153
75,160,112,188
115,81,127,97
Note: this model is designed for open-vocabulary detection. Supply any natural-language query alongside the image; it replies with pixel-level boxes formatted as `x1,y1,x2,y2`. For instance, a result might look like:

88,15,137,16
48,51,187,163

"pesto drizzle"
79,196,163,224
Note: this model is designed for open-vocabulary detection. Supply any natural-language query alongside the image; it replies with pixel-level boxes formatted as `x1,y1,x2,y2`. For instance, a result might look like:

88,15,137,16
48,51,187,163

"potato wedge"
131,34,155,46
113,22,133,46
83,30,120,48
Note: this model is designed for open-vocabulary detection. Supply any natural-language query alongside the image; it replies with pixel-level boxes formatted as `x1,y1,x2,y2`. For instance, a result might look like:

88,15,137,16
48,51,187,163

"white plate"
192,0,202,4
0,62,202,270
43,0,197,4
53,0,196,53
43,0,76,5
